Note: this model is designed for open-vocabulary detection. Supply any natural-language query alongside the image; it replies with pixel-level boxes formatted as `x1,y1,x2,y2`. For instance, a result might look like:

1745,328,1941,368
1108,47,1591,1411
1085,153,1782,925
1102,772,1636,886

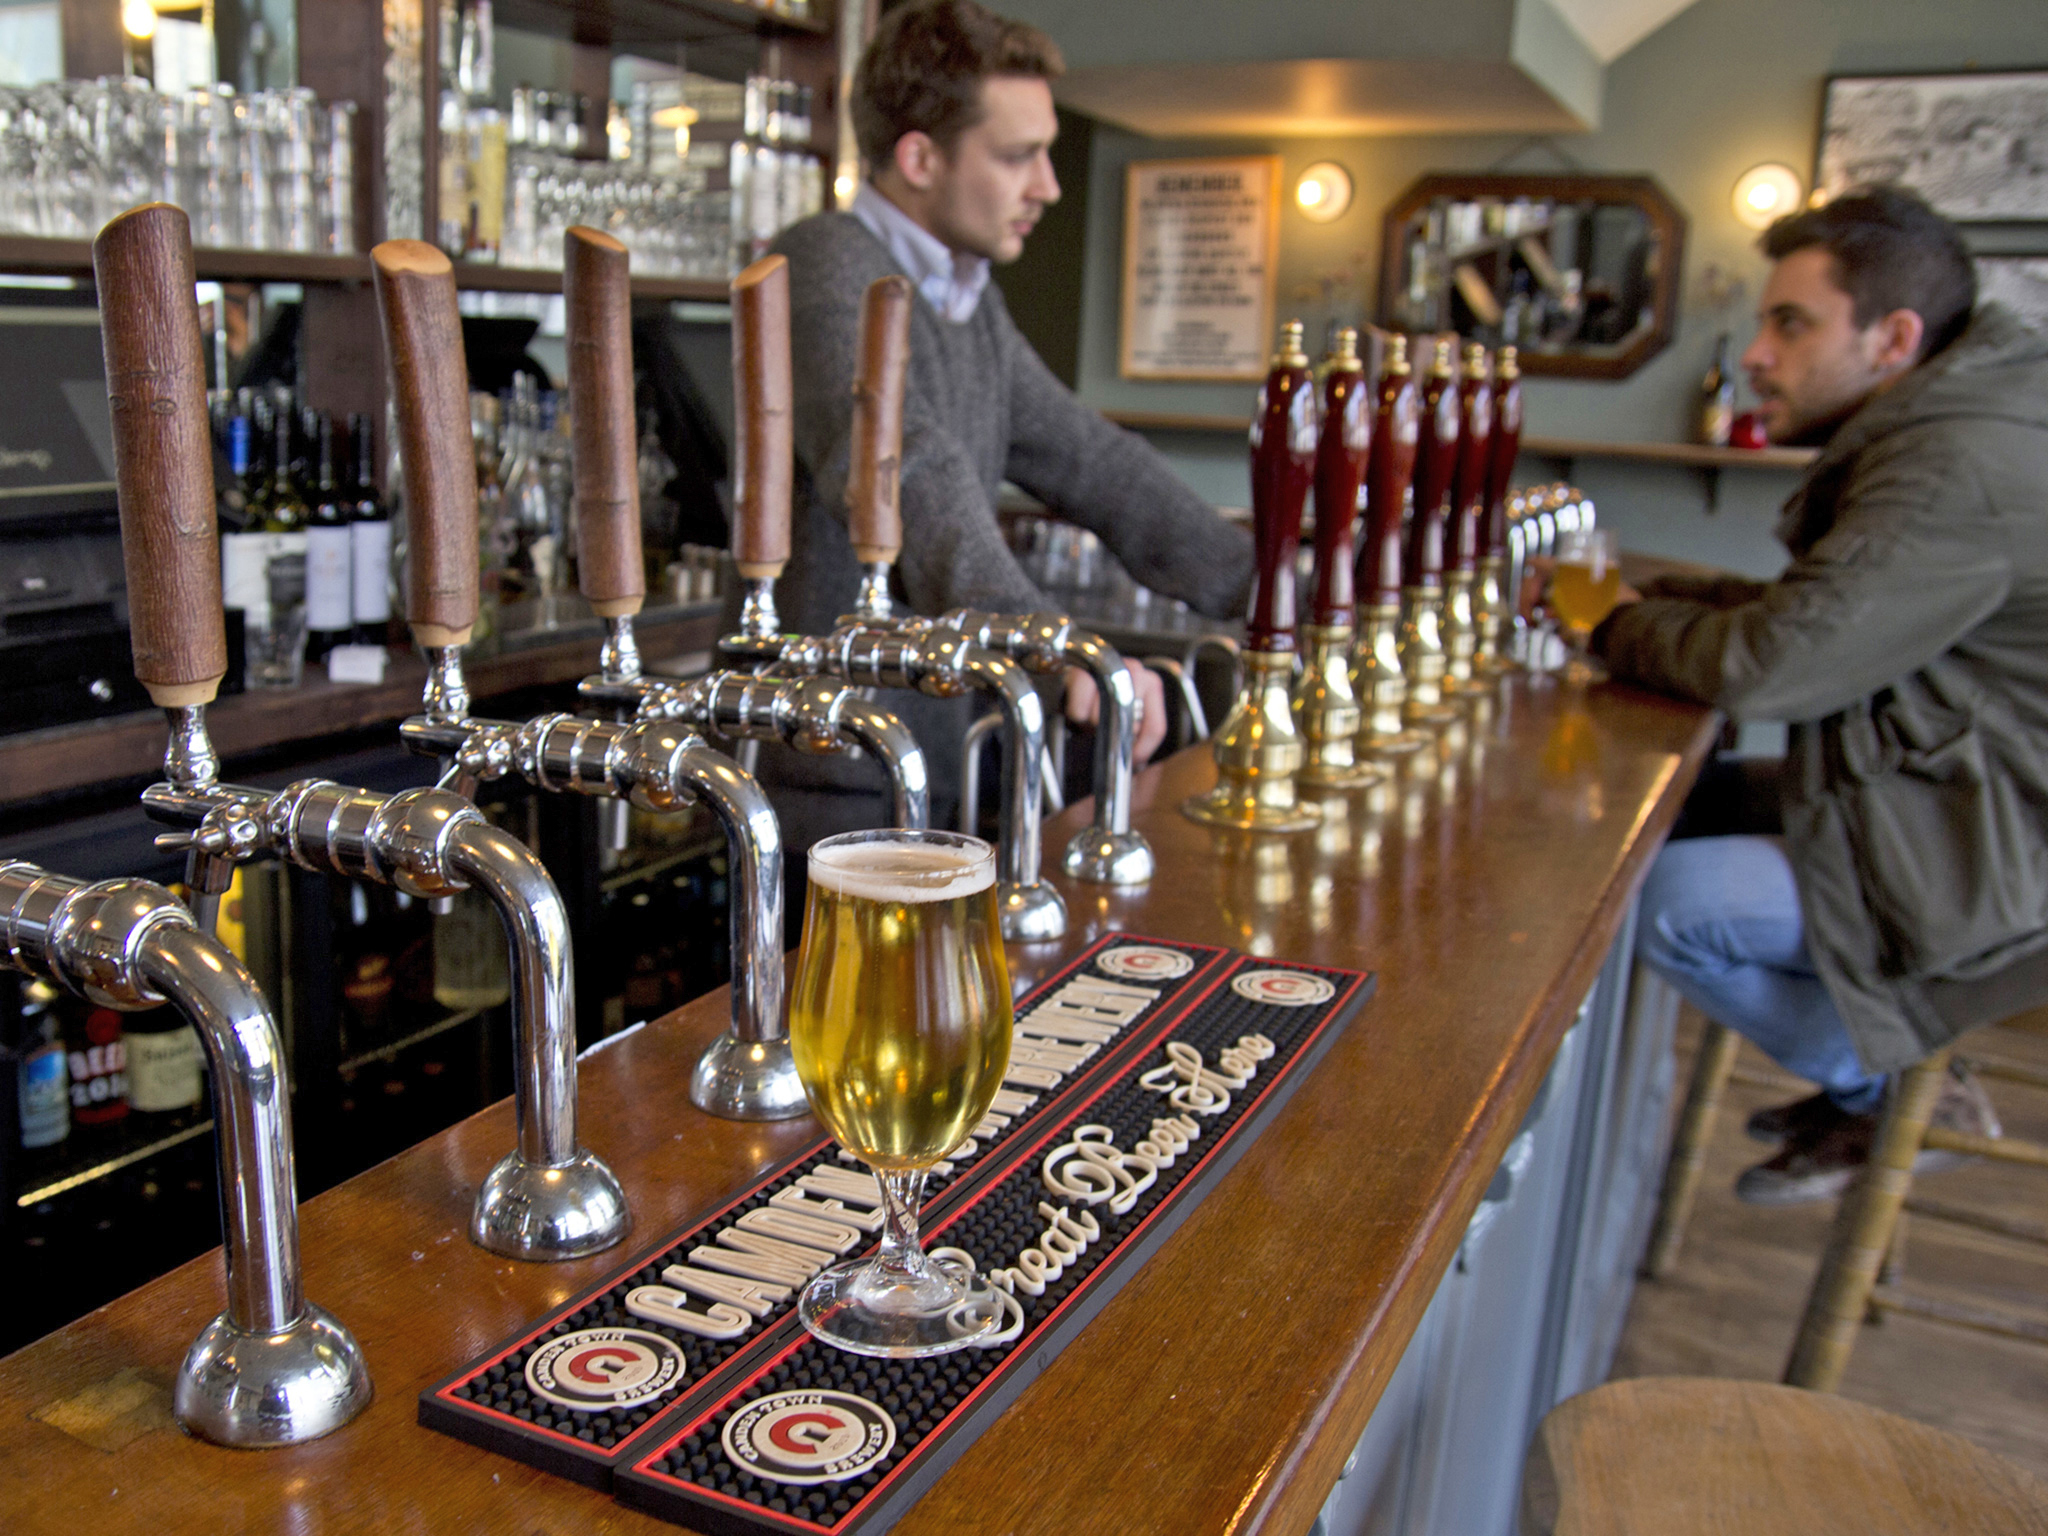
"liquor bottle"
1697,333,1735,447
463,0,505,262
219,414,273,621
348,413,393,645
124,1005,203,1126
305,412,354,665
63,1000,128,1135
14,980,69,1153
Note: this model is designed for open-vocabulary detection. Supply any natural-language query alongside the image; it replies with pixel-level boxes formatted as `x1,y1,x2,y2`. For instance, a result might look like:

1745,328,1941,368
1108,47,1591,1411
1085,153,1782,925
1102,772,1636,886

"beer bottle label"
17,1044,69,1149
127,1025,204,1114
67,1008,129,1125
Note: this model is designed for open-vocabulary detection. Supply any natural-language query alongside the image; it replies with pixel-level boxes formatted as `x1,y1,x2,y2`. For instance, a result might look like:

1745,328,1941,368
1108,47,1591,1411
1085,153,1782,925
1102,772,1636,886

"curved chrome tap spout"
0,864,372,1447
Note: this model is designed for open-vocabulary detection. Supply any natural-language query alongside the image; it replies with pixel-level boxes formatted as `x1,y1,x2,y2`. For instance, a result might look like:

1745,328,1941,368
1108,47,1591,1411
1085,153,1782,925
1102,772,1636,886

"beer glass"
788,828,1014,1356
1551,526,1621,683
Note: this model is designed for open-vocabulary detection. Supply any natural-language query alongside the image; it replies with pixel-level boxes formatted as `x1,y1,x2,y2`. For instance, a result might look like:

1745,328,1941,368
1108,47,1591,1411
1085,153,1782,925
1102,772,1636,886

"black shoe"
1745,1090,1844,1144
1734,1110,1879,1206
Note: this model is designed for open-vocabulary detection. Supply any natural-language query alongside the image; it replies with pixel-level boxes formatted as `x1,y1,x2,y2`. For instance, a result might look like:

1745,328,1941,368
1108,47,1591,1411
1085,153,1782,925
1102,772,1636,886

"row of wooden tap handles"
1182,320,1525,832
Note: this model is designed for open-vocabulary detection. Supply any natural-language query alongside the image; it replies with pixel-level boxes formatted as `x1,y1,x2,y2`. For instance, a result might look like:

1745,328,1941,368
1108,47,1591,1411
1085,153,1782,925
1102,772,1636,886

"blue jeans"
1637,835,1887,1114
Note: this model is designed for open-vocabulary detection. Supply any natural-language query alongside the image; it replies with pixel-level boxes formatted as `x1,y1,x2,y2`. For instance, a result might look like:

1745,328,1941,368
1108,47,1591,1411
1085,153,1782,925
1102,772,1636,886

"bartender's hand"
1065,662,1169,766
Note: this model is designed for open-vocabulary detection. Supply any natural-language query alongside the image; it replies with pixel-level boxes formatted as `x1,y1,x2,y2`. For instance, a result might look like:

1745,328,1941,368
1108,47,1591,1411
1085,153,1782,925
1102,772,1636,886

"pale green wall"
1062,0,2048,578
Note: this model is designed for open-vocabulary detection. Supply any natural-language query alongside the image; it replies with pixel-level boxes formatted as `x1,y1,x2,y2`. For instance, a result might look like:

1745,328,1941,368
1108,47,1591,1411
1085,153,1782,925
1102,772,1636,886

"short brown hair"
852,0,1063,168
1762,185,1977,360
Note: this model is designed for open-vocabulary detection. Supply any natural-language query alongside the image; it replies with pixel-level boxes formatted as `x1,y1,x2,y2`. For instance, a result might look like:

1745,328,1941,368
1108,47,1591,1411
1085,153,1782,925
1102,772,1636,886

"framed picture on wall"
1119,155,1281,381
1978,255,2048,331
1815,70,2048,220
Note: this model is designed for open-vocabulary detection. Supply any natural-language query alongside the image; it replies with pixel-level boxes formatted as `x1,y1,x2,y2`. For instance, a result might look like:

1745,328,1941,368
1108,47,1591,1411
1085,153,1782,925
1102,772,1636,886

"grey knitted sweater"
762,210,1253,802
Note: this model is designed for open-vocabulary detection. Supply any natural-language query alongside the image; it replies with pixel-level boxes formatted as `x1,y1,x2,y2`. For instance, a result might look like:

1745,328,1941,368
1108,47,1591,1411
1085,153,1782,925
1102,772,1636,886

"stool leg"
1784,1051,1949,1392
1642,1020,1740,1278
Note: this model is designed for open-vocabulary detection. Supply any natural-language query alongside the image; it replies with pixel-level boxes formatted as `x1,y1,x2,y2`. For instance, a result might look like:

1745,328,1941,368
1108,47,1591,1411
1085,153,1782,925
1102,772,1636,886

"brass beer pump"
1182,320,1321,833
1351,335,1429,756
1291,327,1382,789
1442,341,1493,692
1398,337,1463,725
1474,345,1524,674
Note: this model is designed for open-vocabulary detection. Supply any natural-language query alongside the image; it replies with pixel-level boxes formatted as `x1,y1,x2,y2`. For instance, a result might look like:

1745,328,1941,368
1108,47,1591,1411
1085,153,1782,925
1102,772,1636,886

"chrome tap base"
1182,650,1321,832
472,1148,632,1260
691,1032,810,1120
1292,622,1384,789
1062,828,1154,885
176,1302,375,1448
999,878,1070,942
1350,605,1431,757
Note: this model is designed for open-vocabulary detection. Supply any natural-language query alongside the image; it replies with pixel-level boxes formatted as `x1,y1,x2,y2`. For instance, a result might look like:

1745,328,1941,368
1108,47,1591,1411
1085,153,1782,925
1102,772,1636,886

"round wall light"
122,0,157,39
1295,161,1353,224
1731,163,1804,230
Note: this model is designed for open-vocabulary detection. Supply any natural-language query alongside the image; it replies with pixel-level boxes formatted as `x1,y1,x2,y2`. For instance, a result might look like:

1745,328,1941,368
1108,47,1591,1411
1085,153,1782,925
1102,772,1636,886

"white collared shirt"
851,181,991,324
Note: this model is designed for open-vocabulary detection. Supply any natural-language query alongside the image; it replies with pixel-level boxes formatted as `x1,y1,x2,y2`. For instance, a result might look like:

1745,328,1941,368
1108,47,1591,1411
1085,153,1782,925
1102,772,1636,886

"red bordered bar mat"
614,952,1372,1534
418,933,1234,1488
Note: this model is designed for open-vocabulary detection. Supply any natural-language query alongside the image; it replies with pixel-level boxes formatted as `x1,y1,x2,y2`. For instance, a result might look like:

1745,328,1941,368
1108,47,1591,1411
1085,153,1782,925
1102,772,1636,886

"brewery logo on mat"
722,1390,898,1485
1231,970,1335,1007
1096,945,1193,981
524,1328,687,1413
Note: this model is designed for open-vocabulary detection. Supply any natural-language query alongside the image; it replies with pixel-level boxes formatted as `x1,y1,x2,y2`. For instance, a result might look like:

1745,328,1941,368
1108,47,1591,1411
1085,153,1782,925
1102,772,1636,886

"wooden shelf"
0,235,734,302
1100,409,1817,471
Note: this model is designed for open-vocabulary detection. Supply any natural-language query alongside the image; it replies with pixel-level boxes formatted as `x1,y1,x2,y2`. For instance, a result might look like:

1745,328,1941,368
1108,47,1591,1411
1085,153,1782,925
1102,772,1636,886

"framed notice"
1119,155,1281,381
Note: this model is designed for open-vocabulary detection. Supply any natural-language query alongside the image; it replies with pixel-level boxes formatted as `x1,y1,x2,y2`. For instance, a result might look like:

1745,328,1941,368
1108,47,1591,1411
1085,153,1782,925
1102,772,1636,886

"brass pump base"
1398,585,1462,725
1182,648,1321,832
1292,622,1383,788
1442,570,1483,693
1473,554,1516,676
1351,603,1430,756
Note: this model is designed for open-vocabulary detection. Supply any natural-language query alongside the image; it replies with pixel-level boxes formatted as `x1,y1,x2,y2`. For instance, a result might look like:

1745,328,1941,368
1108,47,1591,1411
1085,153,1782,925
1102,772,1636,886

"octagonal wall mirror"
1379,173,1686,379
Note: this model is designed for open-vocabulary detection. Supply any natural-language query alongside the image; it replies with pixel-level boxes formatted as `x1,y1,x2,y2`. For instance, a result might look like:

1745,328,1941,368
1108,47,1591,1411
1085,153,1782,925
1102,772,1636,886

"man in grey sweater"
763,0,1253,838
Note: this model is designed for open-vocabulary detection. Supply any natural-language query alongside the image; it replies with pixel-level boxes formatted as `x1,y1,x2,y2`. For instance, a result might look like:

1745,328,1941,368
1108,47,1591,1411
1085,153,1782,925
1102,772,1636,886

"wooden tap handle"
846,274,911,564
731,254,793,580
1359,371,1419,607
372,240,479,648
93,205,226,709
1448,365,1493,573
564,226,644,619
1246,357,1315,650
1310,365,1369,625
1405,365,1460,586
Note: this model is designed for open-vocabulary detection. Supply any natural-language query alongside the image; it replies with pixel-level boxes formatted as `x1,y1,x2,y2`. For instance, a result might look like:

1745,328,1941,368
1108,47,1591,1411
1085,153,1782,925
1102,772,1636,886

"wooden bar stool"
1521,1376,2048,1535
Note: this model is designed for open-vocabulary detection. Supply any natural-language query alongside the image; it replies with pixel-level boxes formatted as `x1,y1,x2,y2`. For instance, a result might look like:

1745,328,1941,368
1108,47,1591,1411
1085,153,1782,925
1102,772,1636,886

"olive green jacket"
1600,304,2048,1072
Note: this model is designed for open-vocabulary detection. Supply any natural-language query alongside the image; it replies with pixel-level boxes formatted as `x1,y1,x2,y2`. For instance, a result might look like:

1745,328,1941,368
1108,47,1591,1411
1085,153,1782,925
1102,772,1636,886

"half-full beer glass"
789,829,1014,1356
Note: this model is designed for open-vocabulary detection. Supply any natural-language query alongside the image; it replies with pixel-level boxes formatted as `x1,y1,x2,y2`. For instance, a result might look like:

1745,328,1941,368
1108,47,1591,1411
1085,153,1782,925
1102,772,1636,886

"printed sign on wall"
1119,155,1281,382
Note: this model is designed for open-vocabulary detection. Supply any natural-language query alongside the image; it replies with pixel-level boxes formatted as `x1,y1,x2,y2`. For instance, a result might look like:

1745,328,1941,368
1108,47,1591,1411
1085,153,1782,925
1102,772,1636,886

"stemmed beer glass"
788,829,1014,1356
1551,526,1622,684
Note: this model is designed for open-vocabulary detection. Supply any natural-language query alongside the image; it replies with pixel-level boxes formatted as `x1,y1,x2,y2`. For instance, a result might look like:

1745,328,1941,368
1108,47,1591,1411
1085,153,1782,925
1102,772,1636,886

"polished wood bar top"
0,674,1716,1536
0,600,720,808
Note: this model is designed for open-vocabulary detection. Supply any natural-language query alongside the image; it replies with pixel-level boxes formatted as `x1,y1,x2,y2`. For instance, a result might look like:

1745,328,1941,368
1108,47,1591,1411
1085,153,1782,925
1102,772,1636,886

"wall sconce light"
1731,163,1803,230
1295,162,1353,224
122,0,157,39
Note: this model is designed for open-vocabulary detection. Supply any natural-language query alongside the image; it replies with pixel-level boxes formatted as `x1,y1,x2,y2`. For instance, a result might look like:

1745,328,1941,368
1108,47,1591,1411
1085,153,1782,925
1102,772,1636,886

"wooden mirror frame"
1377,173,1687,381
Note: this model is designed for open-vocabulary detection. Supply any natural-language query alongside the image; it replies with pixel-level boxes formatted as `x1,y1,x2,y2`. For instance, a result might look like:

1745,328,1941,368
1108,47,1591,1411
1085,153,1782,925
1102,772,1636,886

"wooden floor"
1610,1007,2048,1480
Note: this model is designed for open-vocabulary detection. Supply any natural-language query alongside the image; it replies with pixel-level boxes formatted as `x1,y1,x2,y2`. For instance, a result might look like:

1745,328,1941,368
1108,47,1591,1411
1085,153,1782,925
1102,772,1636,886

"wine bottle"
306,413,354,665
219,414,273,621
1697,333,1735,447
348,413,394,645
14,979,69,1153
124,1006,203,1125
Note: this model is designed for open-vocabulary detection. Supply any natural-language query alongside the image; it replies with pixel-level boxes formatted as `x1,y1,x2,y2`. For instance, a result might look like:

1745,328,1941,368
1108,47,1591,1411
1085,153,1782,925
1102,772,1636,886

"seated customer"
1599,186,2048,1203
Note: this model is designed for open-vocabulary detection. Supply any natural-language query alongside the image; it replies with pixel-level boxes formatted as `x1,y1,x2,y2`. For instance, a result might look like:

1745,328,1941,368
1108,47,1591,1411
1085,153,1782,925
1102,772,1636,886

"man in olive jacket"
1601,187,2046,1203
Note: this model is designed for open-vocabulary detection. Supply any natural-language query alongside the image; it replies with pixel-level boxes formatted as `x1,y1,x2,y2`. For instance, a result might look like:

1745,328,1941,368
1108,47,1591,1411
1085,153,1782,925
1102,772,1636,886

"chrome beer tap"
557,230,929,833
830,275,1152,885
1442,341,1494,693
1,862,373,1446
1473,345,1523,675
1399,337,1463,725
100,211,627,1264
716,259,1068,940
375,235,807,1121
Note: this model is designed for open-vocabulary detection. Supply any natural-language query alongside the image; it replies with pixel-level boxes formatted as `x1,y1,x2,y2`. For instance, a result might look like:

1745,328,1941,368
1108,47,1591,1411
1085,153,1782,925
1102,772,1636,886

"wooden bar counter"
0,674,1716,1535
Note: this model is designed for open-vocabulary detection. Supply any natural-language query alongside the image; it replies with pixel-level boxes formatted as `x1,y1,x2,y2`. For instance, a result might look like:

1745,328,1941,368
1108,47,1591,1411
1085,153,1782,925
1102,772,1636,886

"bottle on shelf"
306,412,354,666
14,980,69,1156
348,412,393,645
1697,333,1735,447
124,1005,204,1128
257,403,311,541
62,1000,129,1138
219,413,273,623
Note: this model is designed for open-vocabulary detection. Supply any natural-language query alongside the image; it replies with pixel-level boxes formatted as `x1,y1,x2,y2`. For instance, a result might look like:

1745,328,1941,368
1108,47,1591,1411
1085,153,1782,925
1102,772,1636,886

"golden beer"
1551,559,1622,634
789,836,1012,1171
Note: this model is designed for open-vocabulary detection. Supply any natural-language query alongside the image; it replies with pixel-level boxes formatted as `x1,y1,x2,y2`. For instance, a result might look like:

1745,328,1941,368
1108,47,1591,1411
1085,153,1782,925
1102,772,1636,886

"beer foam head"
809,836,995,904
